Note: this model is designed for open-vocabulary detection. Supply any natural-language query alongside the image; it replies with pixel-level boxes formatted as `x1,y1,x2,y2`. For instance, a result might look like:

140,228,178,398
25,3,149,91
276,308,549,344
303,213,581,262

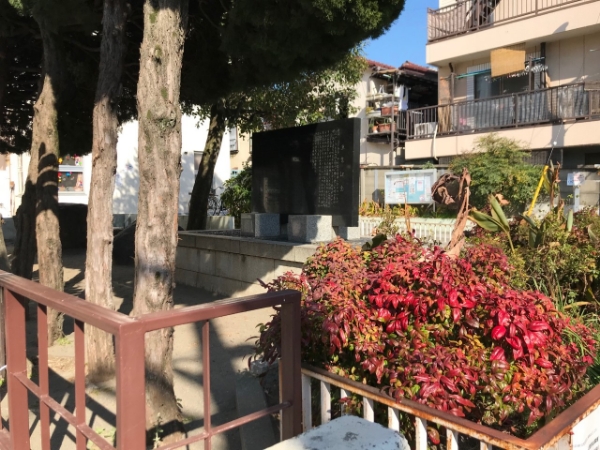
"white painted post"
447,429,459,450
302,374,312,432
340,388,349,416
415,417,427,450
363,397,375,422
388,407,400,432
480,441,492,450
320,381,331,424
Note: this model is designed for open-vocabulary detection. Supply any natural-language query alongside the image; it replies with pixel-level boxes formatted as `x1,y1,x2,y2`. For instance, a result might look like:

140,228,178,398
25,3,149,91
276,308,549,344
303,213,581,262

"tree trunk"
84,0,127,383
187,102,226,230
0,37,8,116
0,216,7,383
11,161,37,281
32,21,65,345
131,0,188,443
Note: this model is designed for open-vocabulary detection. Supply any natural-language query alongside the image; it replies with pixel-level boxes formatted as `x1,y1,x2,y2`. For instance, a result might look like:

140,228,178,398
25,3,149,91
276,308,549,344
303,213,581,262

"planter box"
381,106,399,116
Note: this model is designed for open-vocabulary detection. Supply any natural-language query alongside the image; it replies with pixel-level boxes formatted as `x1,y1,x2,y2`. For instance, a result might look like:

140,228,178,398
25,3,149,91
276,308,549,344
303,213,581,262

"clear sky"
364,0,439,68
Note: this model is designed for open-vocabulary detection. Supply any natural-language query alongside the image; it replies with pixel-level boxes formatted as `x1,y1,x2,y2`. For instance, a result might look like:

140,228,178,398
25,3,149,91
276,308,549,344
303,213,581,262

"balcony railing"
406,83,600,139
428,0,590,42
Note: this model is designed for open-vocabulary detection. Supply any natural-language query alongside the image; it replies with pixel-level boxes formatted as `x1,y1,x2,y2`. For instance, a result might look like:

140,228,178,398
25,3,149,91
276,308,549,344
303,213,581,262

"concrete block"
236,371,277,450
272,262,303,279
198,249,215,275
288,215,332,243
254,213,280,238
239,255,276,284
239,239,296,262
241,213,255,237
175,269,197,288
175,247,199,271
334,226,361,241
207,216,236,230
266,416,410,450
235,282,267,297
215,252,242,279
196,234,241,253
293,244,319,264
178,232,197,248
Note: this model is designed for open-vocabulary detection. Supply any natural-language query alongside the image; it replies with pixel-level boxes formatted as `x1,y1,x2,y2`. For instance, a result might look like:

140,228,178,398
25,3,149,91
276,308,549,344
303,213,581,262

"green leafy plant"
469,195,514,253
220,164,252,227
450,134,541,212
256,237,596,440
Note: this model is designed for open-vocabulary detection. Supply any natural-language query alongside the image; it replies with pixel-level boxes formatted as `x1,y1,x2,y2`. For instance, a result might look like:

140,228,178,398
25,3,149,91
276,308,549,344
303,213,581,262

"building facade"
405,0,600,206
229,61,438,173
1,115,231,221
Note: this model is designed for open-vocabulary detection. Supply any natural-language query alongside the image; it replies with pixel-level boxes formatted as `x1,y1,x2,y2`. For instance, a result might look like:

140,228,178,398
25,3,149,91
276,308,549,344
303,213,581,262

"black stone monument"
251,118,360,227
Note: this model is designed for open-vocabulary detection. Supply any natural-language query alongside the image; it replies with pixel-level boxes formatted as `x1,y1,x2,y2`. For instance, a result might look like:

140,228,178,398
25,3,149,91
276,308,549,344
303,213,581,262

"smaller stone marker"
266,416,410,450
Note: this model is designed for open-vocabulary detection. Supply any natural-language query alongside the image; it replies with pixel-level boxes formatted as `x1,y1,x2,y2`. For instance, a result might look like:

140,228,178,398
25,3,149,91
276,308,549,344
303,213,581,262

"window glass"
194,151,202,172
58,154,84,192
229,127,238,152
58,170,84,192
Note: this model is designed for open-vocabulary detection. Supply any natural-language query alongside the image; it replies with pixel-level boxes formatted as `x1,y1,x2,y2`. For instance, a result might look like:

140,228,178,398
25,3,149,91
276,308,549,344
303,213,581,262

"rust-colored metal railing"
0,271,302,450
406,83,599,139
428,0,594,42
302,364,600,450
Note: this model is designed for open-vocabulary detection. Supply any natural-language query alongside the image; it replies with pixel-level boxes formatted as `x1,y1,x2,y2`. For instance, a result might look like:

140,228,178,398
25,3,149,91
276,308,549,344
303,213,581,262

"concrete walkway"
3,248,275,449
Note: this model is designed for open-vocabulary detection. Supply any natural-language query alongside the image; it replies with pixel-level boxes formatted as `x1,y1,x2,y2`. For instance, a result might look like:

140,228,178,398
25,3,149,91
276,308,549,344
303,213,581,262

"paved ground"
3,247,275,449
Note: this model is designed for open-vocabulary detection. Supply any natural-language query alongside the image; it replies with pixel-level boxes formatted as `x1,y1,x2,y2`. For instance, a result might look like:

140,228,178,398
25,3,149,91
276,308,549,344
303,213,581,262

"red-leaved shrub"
256,237,596,437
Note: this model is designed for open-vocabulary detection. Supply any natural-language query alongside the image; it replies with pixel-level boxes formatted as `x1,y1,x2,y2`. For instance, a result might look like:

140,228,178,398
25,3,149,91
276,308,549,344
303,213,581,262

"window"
58,154,84,192
249,135,253,154
229,127,238,153
474,72,529,99
585,152,600,165
194,151,202,172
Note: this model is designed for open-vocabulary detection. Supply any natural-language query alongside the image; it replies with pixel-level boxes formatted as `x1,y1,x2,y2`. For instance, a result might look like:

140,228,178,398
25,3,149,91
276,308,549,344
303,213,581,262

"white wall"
2,114,230,218
113,115,231,216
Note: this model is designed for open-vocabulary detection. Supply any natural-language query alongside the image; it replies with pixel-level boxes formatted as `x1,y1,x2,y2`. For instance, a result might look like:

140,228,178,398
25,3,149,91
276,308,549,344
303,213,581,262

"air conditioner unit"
414,122,437,137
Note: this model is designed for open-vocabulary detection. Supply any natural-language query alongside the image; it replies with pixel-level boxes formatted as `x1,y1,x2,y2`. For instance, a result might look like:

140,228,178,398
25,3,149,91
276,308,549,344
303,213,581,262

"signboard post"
384,169,438,205
567,172,587,213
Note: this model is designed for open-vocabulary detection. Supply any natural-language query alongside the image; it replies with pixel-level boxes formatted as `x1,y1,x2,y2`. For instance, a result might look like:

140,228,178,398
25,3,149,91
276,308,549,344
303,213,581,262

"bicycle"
207,187,227,216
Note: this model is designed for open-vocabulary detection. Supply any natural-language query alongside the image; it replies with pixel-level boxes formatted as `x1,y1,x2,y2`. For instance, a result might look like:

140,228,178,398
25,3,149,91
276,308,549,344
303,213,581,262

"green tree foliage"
220,164,252,227
449,134,541,212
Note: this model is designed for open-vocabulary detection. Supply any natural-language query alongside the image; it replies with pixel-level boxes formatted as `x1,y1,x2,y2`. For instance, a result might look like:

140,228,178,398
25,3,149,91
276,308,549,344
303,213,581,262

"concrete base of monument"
333,226,360,240
288,215,333,243
241,213,280,238
176,230,369,297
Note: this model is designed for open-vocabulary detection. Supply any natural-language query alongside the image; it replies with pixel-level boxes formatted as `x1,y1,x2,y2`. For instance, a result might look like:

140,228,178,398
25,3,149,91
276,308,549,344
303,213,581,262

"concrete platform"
266,416,410,450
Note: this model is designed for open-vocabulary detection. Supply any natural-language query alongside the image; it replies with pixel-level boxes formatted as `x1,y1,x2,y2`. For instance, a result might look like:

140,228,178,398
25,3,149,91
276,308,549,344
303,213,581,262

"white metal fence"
359,217,460,246
301,365,600,450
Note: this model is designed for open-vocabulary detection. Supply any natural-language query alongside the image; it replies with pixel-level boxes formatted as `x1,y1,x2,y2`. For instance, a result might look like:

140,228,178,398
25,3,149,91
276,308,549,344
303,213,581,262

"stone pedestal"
334,226,361,241
241,213,280,238
288,215,332,243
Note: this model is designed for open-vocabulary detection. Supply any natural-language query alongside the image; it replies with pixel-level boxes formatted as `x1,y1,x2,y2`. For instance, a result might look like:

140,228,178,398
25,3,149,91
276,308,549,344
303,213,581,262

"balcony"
428,0,591,42
406,83,600,140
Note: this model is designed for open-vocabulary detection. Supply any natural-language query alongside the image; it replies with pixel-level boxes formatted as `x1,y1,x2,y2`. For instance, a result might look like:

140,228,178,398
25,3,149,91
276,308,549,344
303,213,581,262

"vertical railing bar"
202,320,212,450
363,397,374,422
301,374,313,432
320,381,331,424
340,388,349,416
5,290,31,449
388,407,400,432
415,417,427,450
115,323,146,450
37,303,50,450
447,429,459,450
75,319,86,450
480,441,492,450
280,294,302,439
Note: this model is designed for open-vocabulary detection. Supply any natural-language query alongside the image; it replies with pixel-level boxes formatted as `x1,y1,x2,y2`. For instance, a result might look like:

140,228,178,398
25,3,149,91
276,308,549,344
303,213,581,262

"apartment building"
406,0,600,206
